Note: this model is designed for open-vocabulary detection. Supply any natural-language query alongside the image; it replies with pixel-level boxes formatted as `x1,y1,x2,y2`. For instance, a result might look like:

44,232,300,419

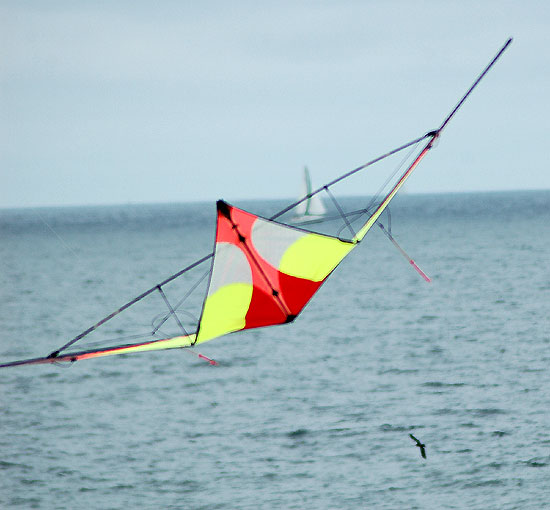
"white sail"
294,167,326,220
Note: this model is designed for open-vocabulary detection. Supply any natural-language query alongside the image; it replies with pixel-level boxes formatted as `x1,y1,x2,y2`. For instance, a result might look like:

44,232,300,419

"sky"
1,0,549,208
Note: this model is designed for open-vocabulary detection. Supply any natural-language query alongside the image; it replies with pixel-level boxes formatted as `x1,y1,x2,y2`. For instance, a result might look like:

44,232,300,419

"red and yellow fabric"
195,201,356,344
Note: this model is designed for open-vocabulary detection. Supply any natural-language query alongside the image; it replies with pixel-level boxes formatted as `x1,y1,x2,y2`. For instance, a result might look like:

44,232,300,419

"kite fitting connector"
426,129,440,148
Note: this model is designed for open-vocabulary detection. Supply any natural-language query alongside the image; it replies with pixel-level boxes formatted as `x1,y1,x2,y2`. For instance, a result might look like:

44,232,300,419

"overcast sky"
1,1,548,208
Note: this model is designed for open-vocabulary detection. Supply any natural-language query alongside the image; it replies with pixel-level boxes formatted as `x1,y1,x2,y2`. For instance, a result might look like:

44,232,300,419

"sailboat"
291,167,327,225
0,39,512,369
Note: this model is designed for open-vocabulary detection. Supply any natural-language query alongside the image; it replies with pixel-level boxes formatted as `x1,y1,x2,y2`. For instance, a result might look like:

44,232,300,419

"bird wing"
409,433,419,444
420,446,426,459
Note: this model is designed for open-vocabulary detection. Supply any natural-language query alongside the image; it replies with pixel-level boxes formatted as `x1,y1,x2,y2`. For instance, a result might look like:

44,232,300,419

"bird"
409,433,426,459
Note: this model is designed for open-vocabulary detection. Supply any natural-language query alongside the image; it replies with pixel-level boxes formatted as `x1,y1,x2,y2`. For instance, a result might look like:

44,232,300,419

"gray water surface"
1,192,549,509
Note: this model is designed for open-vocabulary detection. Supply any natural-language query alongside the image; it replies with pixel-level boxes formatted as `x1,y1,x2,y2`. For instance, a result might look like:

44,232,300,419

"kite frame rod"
38,38,514,359
437,38,512,134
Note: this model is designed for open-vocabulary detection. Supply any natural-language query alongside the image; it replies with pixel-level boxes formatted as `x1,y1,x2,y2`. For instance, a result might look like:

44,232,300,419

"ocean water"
0,191,549,509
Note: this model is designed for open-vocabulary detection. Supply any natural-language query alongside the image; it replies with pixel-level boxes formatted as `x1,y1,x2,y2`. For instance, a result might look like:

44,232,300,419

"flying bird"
409,433,426,459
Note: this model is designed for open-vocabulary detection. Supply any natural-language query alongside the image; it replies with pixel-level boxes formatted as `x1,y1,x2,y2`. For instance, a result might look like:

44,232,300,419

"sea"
0,191,549,510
